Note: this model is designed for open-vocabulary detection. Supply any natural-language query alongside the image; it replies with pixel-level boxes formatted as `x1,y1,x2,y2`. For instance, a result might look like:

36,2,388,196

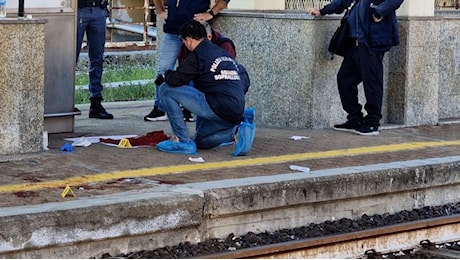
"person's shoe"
333,121,360,133
89,97,114,119
156,139,197,154
144,106,167,121
243,107,255,124
232,122,256,156
182,108,195,122
356,124,379,136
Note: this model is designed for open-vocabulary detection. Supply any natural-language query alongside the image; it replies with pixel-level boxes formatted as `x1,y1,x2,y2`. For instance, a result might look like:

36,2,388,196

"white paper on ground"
289,135,310,140
188,157,205,163
65,135,138,147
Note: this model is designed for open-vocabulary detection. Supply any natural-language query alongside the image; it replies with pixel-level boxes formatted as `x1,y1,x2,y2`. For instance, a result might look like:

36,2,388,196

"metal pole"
18,0,24,17
144,0,149,44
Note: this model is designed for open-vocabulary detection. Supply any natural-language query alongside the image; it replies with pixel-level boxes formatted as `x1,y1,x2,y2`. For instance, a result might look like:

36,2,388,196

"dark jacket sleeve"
320,0,353,15
177,45,191,66
164,52,199,86
373,0,404,17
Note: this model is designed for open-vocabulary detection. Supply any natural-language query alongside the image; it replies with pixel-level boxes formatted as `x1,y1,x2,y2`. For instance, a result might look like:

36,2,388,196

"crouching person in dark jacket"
309,0,403,136
156,20,255,156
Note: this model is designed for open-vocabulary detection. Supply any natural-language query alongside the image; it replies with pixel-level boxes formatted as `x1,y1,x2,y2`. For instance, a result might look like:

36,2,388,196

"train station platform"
1,100,460,258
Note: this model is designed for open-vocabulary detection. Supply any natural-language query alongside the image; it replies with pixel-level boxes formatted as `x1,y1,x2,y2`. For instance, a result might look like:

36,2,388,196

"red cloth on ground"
99,130,169,147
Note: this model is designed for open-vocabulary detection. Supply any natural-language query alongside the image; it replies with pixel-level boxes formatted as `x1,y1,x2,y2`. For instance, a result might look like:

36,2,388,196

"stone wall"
0,20,46,154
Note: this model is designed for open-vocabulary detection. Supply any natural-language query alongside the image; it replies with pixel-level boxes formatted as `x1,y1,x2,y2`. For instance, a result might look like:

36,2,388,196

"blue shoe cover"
243,107,255,124
156,139,197,154
232,122,256,156
60,143,73,152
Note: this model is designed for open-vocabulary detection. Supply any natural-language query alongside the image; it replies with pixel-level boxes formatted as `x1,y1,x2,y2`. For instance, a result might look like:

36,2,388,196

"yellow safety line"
1,140,460,193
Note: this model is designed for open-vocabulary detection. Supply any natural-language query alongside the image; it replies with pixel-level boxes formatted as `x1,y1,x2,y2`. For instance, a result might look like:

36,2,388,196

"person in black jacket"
309,0,403,135
156,20,254,155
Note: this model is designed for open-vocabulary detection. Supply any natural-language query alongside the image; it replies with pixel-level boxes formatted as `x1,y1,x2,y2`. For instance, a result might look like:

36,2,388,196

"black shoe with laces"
144,106,167,121
182,108,195,122
333,121,360,133
356,124,379,136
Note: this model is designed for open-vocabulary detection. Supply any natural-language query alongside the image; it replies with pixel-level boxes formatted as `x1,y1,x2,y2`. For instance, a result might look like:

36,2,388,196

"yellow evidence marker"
61,185,76,198
117,138,132,148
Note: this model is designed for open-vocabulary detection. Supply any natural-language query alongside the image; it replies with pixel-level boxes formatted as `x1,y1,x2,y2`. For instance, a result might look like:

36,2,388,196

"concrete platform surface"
0,100,457,207
1,100,460,258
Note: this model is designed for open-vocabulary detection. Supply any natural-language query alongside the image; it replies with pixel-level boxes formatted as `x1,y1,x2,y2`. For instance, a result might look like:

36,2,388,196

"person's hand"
194,12,213,22
159,11,167,23
372,13,383,22
308,8,321,16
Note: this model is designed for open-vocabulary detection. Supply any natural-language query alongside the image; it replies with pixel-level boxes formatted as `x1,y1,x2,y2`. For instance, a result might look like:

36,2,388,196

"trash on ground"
289,135,310,140
289,165,311,173
60,143,73,152
189,157,205,163
71,137,92,147
65,134,137,146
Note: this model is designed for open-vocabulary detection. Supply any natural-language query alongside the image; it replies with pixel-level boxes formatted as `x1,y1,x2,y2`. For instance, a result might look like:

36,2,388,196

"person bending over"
155,20,255,156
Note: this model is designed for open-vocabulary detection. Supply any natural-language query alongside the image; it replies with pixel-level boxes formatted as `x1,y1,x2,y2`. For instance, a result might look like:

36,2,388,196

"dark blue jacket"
165,39,245,124
163,0,231,35
321,0,404,54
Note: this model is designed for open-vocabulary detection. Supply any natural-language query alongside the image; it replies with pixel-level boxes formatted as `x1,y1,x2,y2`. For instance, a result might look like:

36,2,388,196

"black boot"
89,97,114,119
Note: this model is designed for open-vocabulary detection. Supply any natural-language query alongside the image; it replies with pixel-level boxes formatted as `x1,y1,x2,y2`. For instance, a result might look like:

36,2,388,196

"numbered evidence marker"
117,138,132,148
61,185,76,198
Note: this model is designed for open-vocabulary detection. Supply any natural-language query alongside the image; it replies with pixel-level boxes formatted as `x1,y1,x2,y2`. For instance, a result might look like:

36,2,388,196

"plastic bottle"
0,0,6,19
289,165,311,173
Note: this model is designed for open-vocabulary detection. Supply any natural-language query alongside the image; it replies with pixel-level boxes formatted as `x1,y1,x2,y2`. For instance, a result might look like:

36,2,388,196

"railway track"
201,214,460,259
366,239,460,259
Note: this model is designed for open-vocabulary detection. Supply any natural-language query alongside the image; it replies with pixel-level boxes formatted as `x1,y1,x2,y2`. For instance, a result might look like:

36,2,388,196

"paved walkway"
1,100,460,208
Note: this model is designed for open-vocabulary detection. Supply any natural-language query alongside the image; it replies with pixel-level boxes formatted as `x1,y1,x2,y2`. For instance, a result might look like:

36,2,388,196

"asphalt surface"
1,100,460,209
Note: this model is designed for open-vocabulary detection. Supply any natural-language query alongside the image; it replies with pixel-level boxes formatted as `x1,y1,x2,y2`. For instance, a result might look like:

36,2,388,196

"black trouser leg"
358,45,384,126
337,46,363,123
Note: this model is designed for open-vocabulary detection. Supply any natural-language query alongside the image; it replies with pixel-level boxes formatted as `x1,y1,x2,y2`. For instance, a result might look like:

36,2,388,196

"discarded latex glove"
60,143,73,152
289,136,310,140
289,165,310,173
188,157,205,163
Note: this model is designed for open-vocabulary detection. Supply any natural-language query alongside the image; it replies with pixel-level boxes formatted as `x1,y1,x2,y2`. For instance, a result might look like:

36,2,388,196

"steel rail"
201,214,460,259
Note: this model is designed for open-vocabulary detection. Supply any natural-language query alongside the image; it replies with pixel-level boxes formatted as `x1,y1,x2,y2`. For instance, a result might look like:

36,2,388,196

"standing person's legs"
156,33,182,84
358,45,384,127
144,33,182,122
85,7,113,119
334,46,363,132
76,8,88,63
85,7,107,99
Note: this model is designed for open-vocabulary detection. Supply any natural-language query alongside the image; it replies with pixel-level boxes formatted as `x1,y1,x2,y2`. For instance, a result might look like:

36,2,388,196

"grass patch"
75,66,156,104
75,82,155,104
75,66,155,85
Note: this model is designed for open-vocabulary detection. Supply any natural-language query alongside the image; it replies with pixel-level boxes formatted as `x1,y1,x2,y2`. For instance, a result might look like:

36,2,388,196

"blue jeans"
154,33,183,106
76,7,108,98
158,83,237,148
